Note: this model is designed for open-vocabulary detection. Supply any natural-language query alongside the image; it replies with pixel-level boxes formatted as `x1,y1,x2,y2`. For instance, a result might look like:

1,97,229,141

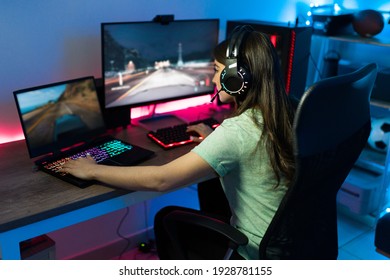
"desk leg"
0,237,21,260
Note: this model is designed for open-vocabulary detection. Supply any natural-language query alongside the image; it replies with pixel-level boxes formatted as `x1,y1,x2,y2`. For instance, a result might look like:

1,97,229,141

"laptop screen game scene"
14,77,106,158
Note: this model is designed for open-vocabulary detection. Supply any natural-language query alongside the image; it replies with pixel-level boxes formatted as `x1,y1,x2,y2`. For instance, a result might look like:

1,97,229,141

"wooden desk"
0,104,230,259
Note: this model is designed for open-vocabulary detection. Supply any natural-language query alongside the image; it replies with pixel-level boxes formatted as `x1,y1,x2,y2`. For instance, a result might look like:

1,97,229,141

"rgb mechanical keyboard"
147,117,220,149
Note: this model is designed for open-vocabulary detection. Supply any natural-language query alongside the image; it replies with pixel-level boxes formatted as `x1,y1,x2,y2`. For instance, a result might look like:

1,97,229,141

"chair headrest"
293,63,378,156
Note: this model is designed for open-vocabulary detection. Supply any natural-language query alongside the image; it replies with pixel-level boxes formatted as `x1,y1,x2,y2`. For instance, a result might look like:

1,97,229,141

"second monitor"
101,19,219,112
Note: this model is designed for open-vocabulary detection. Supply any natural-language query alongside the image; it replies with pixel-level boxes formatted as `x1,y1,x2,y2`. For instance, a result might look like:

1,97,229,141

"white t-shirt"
192,109,287,259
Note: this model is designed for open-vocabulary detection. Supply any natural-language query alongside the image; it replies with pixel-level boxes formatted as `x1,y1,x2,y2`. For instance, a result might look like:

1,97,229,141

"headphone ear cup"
220,63,251,96
221,25,253,97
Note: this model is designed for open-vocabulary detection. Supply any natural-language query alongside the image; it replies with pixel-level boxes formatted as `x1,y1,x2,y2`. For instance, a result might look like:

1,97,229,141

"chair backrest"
259,63,378,259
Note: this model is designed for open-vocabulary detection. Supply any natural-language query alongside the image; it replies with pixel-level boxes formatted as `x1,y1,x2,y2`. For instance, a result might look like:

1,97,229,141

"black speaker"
220,25,252,97
95,78,130,129
322,51,341,78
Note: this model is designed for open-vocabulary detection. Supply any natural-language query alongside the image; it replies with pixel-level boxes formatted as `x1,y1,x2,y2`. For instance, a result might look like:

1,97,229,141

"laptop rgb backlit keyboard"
42,139,133,175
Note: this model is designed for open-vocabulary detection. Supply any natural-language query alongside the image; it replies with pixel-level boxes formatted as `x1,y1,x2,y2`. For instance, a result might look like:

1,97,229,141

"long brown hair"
214,30,295,187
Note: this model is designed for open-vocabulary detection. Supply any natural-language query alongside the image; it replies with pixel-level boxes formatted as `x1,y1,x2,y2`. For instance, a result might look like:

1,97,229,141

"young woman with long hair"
63,27,295,259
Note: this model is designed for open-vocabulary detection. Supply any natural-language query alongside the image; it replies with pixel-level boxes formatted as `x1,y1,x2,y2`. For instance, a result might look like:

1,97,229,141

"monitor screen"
101,19,219,109
13,77,106,158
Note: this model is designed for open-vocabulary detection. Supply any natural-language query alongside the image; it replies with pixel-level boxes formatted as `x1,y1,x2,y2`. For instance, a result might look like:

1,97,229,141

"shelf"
355,148,386,174
327,34,390,47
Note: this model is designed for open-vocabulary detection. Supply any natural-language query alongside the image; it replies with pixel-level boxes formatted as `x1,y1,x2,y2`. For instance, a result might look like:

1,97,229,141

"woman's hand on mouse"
186,123,214,143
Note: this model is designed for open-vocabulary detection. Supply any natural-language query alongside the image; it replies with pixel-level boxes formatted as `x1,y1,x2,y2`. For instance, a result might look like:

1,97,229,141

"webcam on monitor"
153,14,174,25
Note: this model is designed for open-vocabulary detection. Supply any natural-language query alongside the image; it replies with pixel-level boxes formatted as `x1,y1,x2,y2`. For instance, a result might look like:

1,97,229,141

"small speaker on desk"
95,78,131,129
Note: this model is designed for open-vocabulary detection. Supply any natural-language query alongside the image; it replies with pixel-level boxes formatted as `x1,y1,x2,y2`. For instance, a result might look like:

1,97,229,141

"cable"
131,201,158,259
143,201,151,241
116,207,132,259
309,52,323,80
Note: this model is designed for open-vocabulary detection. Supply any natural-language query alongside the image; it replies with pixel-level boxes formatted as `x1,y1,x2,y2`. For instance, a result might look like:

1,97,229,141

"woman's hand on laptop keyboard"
62,155,97,181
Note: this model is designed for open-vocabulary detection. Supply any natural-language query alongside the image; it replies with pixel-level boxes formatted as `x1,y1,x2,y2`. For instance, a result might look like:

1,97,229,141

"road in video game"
103,24,215,108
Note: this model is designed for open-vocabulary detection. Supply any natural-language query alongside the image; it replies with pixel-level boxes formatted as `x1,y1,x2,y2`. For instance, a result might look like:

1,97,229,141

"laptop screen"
14,77,107,158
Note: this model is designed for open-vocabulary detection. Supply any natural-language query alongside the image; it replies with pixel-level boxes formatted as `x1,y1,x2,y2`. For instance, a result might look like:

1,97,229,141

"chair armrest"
164,209,248,249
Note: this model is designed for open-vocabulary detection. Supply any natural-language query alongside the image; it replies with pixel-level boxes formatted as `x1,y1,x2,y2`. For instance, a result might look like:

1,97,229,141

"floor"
336,210,388,260
113,210,389,260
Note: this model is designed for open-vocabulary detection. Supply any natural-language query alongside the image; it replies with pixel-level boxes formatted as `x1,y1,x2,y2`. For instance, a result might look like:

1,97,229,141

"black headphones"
220,25,253,97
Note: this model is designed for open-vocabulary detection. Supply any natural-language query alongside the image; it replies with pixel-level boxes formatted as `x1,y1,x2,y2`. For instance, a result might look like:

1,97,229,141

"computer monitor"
101,19,219,116
227,20,312,100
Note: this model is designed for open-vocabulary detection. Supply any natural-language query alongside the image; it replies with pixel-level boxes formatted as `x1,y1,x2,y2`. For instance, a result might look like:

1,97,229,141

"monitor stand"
131,104,187,131
131,101,231,131
135,114,186,131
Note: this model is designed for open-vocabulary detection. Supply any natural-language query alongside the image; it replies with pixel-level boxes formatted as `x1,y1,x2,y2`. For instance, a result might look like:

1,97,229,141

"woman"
62,28,295,259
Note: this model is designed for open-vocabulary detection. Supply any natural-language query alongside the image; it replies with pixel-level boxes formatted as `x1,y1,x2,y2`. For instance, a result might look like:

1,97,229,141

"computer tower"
226,20,312,100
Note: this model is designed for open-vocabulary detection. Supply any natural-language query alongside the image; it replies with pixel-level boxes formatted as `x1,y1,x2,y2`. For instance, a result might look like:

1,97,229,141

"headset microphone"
210,88,222,103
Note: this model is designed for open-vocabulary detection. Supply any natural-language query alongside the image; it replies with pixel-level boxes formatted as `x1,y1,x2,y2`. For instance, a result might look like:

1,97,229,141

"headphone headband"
226,25,254,59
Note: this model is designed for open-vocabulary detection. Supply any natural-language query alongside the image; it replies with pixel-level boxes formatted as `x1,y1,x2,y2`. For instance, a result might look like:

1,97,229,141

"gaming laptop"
13,76,154,188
